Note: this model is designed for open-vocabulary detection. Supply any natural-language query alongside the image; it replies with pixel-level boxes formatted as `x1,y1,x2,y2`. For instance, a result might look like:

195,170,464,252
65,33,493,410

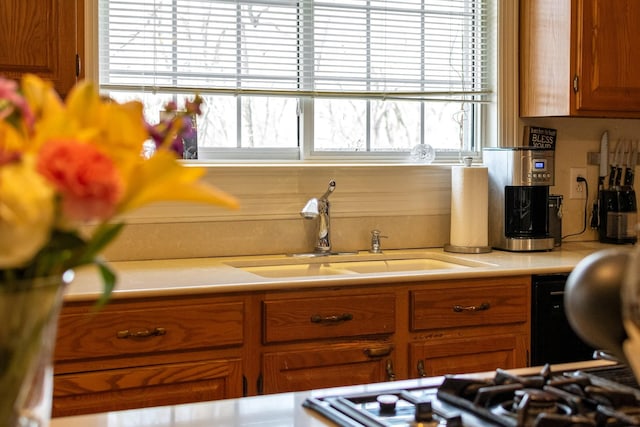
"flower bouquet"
0,74,238,426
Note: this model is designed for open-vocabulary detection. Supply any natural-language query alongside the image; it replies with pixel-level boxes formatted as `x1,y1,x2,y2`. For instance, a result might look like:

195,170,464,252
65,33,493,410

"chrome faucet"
300,180,336,254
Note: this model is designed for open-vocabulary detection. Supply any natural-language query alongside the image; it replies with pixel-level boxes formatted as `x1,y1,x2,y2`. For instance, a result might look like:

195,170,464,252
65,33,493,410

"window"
98,0,494,161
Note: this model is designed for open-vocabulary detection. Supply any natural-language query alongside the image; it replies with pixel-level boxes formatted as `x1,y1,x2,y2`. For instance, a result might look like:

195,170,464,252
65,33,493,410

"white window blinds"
99,0,491,103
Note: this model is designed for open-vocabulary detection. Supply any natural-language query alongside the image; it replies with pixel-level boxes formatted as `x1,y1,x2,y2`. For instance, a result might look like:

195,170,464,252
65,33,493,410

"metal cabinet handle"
310,313,353,324
452,302,490,312
417,359,427,377
116,327,166,339
363,346,393,358
385,359,396,381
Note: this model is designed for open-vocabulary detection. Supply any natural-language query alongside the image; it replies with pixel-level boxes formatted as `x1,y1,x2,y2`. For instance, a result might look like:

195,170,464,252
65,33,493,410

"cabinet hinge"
75,53,81,78
573,75,579,93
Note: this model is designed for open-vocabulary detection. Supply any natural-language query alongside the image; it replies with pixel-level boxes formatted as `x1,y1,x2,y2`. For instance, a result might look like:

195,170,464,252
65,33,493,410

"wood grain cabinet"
260,289,396,394
407,276,530,378
52,294,246,417
520,0,640,118
0,0,80,96
52,275,532,415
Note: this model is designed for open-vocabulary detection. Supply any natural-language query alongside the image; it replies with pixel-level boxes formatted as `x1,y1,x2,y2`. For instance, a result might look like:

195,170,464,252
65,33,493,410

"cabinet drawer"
53,358,243,417
55,299,244,361
263,293,395,343
411,281,528,331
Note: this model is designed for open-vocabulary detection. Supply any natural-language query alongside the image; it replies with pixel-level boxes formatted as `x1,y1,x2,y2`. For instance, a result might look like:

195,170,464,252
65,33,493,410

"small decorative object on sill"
0,74,239,426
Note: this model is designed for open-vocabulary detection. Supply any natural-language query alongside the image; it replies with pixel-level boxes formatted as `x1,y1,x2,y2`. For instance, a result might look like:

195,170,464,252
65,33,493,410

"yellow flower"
0,154,54,268
1,74,238,293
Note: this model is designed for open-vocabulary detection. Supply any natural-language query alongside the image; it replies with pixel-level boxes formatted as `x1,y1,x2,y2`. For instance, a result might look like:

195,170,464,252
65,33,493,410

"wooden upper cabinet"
0,0,79,97
520,0,640,118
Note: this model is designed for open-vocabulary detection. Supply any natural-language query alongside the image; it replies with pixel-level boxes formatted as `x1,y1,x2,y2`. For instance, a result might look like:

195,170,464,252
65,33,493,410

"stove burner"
303,364,640,427
491,389,572,427
437,365,640,427
513,389,560,410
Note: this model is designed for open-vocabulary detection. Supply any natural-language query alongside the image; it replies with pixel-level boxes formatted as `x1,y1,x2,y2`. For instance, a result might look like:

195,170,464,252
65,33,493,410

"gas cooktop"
303,364,640,426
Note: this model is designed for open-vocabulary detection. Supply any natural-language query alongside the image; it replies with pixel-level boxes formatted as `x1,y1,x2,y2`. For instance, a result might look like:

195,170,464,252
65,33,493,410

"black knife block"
598,189,638,244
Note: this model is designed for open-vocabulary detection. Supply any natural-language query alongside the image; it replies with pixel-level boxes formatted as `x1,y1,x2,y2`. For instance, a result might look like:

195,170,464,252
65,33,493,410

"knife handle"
600,131,609,178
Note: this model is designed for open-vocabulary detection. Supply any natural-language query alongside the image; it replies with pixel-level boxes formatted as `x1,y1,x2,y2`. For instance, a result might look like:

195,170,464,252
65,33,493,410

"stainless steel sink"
226,252,494,278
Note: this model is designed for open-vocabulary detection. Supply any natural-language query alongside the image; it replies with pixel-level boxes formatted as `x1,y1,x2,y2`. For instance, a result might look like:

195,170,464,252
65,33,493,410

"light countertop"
65,241,632,302
50,360,615,427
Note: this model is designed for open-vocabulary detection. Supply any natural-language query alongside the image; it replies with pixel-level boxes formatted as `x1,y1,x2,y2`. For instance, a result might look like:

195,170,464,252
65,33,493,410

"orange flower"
36,139,123,222
1,74,238,298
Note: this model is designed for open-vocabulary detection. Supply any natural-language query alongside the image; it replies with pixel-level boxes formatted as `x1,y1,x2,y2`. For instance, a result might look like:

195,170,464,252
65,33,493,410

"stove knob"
414,400,433,422
442,414,463,427
376,394,398,414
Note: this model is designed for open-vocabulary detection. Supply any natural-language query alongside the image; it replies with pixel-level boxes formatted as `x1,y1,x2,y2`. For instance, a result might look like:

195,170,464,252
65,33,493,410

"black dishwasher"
531,273,594,365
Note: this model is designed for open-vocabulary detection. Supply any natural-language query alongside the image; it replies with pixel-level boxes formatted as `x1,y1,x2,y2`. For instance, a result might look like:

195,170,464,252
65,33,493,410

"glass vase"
0,270,74,427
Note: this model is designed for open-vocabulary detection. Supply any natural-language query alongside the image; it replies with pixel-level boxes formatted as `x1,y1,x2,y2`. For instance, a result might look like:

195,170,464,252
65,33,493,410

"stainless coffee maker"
484,147,556,251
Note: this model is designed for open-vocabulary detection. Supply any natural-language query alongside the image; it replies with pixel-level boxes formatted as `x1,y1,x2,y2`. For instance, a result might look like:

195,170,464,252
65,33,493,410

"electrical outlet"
569,167,587,199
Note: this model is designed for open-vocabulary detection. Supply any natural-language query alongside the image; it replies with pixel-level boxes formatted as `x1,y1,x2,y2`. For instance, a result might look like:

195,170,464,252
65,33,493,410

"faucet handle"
369,229,388,253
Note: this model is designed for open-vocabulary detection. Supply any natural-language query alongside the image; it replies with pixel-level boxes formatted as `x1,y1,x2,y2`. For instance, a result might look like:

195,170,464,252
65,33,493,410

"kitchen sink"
235,263,357,278
331,258,475,274
226,252,494,278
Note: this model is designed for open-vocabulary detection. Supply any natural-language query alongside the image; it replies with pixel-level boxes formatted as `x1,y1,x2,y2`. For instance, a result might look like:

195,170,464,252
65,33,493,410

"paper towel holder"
444,157,492,254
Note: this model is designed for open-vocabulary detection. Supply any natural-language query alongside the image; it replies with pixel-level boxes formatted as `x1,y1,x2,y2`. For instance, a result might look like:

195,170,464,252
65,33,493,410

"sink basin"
227,252,494,278
333,258,472,274
237,263,356,278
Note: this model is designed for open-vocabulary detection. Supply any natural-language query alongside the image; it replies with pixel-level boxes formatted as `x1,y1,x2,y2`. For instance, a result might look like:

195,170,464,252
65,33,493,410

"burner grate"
303,365,640,427
580,364,640,390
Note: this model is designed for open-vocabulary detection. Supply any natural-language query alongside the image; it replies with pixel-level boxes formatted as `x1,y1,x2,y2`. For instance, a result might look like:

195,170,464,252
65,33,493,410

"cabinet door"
52,359,243,417
576,0,640,113
0,0,78,96
262,342,395,394
409,334,527,378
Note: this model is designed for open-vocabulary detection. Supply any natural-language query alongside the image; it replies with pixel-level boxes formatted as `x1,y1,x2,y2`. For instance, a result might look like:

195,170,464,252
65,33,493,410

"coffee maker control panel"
522,156,554,185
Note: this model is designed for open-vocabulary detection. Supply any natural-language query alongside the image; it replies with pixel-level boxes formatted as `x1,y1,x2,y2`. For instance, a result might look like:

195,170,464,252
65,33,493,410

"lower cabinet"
52,294,247,417
52,275,531,415
407,276,530,378
260,287,397,394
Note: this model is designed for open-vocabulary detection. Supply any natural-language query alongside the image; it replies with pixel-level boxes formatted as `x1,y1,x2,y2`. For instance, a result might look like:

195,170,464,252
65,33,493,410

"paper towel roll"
447,165,490,252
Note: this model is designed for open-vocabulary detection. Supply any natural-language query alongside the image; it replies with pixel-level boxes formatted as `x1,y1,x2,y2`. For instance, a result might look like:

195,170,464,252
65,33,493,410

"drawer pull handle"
310,313,353,324
116,327,166,339
417,359,427,377
363,346,393,358
452,302,490,312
